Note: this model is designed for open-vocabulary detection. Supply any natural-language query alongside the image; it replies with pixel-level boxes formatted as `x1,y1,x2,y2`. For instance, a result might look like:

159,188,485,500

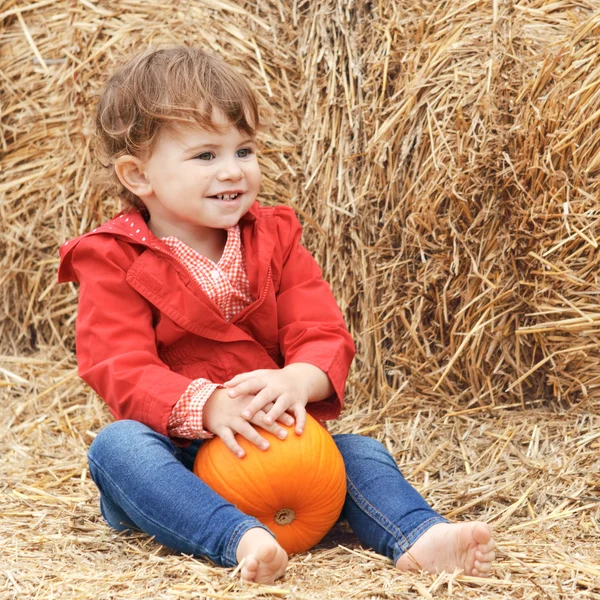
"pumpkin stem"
274,508,296,525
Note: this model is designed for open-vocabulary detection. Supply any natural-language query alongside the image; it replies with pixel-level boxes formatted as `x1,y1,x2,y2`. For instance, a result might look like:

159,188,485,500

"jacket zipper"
231,265,272,324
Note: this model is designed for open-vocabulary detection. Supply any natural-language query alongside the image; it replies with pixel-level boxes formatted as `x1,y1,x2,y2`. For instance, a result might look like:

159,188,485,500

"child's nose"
217,158,243,181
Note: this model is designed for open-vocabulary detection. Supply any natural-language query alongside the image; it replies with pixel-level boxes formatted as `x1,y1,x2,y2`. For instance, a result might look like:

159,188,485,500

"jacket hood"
57,202,261,284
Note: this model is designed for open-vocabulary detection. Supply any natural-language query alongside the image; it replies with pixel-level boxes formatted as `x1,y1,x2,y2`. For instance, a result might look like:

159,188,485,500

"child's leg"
333,434,495,576
87,420,287,581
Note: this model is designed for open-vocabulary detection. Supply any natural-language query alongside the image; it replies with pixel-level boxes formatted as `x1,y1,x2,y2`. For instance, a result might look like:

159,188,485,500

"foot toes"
482,549,496,562
472,522,492,545
240,556,259,581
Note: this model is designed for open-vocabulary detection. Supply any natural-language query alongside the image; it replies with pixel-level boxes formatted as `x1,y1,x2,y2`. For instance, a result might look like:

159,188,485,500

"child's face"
140,112,261,236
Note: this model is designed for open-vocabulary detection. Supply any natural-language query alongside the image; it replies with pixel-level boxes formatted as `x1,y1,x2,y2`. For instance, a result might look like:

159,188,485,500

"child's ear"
115,155,152,198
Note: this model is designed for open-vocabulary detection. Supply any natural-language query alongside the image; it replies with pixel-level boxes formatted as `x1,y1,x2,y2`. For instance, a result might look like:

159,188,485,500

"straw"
2,1,599,598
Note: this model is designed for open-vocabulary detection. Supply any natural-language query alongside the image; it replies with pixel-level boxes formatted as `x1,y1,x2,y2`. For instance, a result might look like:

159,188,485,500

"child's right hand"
203,388,294,458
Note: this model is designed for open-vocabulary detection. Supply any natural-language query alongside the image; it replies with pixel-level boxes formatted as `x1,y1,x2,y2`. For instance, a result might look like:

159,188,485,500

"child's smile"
212,193,240,200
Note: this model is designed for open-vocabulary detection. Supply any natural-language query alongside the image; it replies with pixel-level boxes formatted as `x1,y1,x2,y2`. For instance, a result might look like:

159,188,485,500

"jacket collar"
59,200,269,298
90,200,260,247
58,200,274,341
241,201,259,222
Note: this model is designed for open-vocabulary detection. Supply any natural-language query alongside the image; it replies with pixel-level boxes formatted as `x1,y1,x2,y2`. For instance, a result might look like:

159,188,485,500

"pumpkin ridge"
254,428,286,518
286,419,323,506
198,437,268,517
293,421,335,505
199,444,231,494
207,447,242,503
238,433,281,518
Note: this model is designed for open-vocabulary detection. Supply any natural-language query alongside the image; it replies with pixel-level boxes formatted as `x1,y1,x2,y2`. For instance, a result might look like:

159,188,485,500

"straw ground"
2,1,599,598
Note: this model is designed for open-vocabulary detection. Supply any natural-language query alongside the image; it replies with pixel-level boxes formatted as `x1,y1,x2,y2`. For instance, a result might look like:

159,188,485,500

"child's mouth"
211,193,240,201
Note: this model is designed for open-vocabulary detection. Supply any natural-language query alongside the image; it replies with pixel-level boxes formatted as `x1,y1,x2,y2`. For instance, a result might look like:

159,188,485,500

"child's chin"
212,214,243,228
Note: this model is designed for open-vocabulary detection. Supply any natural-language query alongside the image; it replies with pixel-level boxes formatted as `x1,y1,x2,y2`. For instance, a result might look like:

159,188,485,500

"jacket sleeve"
60,236,192,435
274,207,356,420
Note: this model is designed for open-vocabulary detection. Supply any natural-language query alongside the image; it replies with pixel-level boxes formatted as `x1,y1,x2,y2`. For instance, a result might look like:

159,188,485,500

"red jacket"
58,202,356,437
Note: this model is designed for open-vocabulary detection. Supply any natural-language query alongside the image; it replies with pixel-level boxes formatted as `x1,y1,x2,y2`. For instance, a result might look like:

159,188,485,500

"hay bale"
3,1,600,410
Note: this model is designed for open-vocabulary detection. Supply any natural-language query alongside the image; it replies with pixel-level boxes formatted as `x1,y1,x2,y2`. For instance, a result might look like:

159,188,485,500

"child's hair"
95,46,260,208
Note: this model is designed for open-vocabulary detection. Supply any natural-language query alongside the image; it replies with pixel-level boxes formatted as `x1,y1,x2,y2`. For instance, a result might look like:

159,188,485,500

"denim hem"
391,515,448,565
346,476,447,564
223,519,277,567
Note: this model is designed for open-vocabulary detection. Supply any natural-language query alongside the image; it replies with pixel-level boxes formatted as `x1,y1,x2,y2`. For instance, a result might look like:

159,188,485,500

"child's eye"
195,152,215,161
237,148,253,158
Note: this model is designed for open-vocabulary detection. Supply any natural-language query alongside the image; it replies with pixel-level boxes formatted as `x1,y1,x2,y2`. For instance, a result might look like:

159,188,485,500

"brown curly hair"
95,46,260,208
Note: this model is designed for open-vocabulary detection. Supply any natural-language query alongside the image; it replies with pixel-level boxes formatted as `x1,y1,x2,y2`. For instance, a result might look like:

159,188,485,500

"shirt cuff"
167,379,220,439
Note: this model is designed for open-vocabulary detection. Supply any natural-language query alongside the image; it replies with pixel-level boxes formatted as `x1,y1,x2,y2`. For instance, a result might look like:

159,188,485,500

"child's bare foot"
396,522,495,577
236,527,288,583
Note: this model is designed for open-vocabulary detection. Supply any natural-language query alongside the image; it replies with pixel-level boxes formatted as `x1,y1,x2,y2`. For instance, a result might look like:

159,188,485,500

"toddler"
58,46,495,584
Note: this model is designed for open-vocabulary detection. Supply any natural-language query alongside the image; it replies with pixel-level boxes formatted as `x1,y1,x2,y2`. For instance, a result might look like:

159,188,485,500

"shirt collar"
161,225,241,270
93,200,258,249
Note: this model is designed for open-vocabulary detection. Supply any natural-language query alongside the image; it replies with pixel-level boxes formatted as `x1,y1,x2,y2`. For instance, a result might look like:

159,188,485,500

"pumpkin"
193,413,347,555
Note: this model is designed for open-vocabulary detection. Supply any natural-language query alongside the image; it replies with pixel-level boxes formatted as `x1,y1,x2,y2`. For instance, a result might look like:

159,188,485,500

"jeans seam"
405,516,446,545
89,454,216,561
224,520,250,565
346,476,414,553
99,495,137,531
346,476,448,556
223,518,276,567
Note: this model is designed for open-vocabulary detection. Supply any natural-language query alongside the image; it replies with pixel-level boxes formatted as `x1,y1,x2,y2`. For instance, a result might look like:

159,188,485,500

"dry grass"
2,1,600,598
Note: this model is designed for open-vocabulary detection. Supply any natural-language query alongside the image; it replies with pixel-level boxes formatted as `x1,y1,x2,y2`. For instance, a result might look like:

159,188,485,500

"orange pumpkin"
193,413,347,555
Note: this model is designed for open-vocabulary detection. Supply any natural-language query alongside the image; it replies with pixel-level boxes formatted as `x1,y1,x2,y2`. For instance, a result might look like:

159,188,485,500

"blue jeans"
87,420,447,567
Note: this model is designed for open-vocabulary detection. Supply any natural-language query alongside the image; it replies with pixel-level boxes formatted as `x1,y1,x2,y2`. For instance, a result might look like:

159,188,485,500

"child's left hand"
223,363,332,435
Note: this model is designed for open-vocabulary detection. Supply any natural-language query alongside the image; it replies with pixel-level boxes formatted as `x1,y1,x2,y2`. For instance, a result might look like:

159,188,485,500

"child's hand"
203,388,294,458
224,363,333,435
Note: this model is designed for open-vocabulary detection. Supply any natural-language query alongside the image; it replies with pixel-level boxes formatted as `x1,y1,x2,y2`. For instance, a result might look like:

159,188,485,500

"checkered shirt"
164,225,253,439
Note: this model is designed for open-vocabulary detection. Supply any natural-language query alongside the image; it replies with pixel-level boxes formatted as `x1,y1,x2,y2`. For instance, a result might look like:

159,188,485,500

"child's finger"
234,420,271,452
216,428,247,459
223,370,265,387
291,405,307,435
226,377,264,398
262,395,294,426
252,410,289,440
260,403,295,427
276,412,295,427
241,388,279,420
